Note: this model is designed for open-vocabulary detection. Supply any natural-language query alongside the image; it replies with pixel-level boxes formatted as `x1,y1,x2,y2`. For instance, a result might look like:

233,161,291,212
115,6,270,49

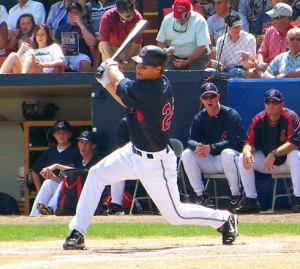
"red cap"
173,0,191,20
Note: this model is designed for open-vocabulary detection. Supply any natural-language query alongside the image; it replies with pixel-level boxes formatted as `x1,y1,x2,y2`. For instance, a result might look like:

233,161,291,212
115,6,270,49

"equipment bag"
56,168,88,216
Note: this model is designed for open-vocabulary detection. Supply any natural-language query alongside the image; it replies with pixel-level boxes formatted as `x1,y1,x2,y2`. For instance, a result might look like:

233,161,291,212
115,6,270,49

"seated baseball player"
235,89,300,214
181,82,245,210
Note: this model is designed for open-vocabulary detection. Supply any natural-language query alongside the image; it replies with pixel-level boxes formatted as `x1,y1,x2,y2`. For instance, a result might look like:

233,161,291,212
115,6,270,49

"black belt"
132,146,169,159
233,65,244,69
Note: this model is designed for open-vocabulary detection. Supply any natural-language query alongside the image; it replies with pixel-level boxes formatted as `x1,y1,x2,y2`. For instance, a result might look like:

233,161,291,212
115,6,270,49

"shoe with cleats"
63,229,85,250
217,214,239,245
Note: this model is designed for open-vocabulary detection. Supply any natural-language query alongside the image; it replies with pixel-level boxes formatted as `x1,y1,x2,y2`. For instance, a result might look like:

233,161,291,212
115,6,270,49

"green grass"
1,222,300,241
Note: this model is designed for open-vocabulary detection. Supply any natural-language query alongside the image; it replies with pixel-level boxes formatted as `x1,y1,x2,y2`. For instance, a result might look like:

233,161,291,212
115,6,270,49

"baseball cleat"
37,203,54,215
195,191,210,206
292,195,300,213
217,214,238,245
63,229,85,250
107,203,125,215
233,197,260,214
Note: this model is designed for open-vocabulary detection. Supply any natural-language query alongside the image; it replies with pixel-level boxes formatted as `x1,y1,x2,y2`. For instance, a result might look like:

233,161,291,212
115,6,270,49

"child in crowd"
6,14,36,51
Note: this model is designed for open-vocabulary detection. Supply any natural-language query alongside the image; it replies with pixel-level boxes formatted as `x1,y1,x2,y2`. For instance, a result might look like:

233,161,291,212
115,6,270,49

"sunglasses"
289,37,300,41
201,94,217,100
265,99,282,105
173,21,188,33
213,1,223,5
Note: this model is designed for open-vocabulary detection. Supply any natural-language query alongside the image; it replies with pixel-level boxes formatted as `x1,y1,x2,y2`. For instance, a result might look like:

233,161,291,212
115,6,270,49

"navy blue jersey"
32,144,81,176
246,108,300,165
75,151,102,170
187,105,244,156
116,76,174,152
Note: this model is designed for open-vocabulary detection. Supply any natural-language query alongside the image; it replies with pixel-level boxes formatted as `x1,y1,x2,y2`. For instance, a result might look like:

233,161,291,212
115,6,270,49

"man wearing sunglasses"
244,3,295,78
235,89,300,214
99,0,143,71
181,83,244,210
263,27,300,78
157,0,211,70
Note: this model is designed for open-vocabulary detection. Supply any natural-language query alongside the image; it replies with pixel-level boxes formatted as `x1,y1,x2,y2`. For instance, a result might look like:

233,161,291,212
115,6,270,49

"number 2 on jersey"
162,102,174,131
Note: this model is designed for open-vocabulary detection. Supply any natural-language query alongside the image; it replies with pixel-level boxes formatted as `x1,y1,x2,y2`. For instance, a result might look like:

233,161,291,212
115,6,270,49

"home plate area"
1,236,300,269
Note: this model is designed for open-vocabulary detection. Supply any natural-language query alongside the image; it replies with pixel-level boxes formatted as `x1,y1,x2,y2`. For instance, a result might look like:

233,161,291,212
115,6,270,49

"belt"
233,65,244,69
132,145,169,159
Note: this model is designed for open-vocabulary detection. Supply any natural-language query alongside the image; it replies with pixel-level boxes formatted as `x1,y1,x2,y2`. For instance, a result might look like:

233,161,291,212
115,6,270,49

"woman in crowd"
0,24,64,74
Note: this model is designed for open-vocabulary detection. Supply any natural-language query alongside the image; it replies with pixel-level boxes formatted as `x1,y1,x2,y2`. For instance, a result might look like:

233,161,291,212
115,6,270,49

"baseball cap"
266,3,292,18
224,14,242,28
77,130,96,144
264,89,284,102
173,0,191,20
53,120,72,132
67,2,83,13
200,83,219,97
132,45,168,67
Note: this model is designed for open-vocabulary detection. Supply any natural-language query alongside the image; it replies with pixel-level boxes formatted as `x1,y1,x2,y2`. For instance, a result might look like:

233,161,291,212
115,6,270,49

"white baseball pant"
181,148,241,196
238,150,300,198
69,142,231,235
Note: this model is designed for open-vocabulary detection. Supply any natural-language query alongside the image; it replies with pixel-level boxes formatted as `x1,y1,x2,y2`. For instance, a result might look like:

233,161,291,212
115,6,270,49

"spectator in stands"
193,0,216,18
157,0,211,70
235,89,300,214
238,0,272,32
30,130,100,216
55,2,97,72
46,0,87,36
210,13,256,77
263,27,300,77
30,120,81,192
0,4,8,57
0,24,64,74
252,0,285,49
243,3,295,78
85,0,116,39
6,14,36,51
207,0,249,48
181,83,244,210
99,0,143,72
6,0,46,33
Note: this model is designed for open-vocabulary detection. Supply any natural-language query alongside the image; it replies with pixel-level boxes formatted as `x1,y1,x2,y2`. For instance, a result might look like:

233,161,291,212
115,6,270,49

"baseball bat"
95,19,147,78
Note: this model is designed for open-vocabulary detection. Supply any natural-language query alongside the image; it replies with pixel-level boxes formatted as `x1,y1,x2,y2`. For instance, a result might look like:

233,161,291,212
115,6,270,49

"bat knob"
95,66,105,79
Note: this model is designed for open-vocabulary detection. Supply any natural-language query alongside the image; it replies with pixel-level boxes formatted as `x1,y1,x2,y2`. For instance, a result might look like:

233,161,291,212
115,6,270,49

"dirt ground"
0,211,300,269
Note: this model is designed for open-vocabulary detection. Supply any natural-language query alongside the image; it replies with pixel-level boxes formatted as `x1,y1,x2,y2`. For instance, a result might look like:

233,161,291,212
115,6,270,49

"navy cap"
265,89,284,102
67,2,83,12
53,120,72,132
132,45,168,68
200,83,219,97
77,130,96,144
224,14,242,27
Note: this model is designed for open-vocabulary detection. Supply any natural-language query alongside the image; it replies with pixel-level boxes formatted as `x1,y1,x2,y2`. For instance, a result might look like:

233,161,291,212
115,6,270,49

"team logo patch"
268,90,276,97
58,121,65,128
220,131,227,142
140,47,149,57
204,84,211,92
280,130,286,143
82,131,89,138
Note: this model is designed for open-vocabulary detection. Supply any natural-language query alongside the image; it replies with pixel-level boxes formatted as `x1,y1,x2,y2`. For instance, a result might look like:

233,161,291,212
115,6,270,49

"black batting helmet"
132,45,168,69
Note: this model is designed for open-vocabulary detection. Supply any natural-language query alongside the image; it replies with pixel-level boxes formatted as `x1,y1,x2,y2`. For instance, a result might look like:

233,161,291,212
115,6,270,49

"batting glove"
105,58,118,68
95,63,111,88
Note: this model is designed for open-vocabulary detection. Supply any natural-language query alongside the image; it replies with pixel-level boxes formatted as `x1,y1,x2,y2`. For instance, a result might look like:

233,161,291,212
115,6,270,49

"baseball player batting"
62,45,238,250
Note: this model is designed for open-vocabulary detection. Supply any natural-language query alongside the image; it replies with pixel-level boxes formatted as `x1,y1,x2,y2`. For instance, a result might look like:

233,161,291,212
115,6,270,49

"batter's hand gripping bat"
95,19,147,78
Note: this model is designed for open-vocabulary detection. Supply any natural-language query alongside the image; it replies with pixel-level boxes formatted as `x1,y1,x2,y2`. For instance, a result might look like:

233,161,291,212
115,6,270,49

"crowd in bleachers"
0,0,299,76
